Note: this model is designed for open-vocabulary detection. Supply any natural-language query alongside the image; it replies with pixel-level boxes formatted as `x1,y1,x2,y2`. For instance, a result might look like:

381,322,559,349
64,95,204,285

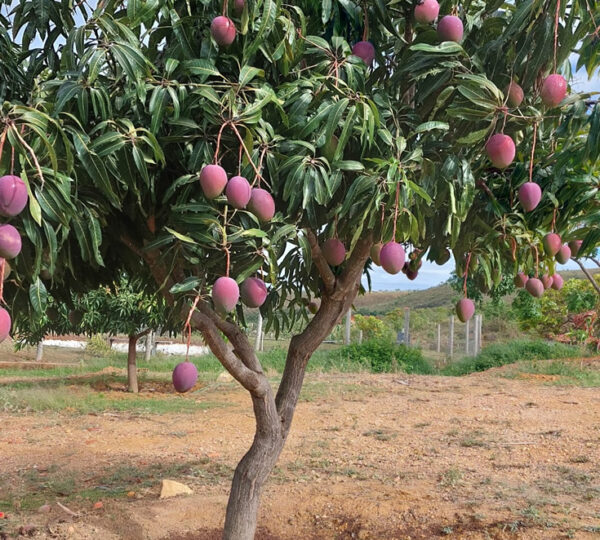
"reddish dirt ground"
1,370,599,539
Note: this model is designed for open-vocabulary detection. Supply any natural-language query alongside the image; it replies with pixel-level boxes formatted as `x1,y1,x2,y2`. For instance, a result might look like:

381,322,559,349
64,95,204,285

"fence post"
344,309,351,345
255,311,263,353
473,315,480,355
478,315,483,352
436,324,441,353
404,307,411,346
449,315,454,358
465,319,470,356
358,330,363,345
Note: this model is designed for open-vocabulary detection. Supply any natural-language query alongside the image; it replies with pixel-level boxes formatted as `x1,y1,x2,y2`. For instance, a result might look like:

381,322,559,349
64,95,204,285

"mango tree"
0,0,599,537
12,277,172,392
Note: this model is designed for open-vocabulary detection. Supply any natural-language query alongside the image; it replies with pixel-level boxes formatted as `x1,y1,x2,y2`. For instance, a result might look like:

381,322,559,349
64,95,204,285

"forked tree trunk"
222,288,363,539
130,229,372,540
127,335,139,393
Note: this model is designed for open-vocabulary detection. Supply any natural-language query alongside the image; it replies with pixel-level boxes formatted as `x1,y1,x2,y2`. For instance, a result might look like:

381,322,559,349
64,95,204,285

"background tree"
13,277,172,392
0,0,599,537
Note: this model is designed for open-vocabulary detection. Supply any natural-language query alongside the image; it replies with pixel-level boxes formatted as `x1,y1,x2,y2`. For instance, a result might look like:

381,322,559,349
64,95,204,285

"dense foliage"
0,0,597,335
513,276,600,347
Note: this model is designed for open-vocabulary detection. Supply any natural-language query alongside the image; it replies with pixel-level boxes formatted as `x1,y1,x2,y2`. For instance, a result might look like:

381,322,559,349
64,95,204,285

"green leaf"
239,66,264,86
29,278,48,314
414,121,449,134
165,227,196,244
170,277,201,294
338,160,364,171
20,170,42,226
457,128,489,144
182,59,222,80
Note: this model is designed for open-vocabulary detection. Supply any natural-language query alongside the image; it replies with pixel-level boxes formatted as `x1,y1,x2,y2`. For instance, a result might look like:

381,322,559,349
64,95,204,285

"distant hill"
354,268,599,316
354,283,455,315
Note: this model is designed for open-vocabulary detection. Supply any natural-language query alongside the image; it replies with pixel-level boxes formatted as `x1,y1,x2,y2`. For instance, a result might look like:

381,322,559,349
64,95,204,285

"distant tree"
14,277,174,392
354,313,389,340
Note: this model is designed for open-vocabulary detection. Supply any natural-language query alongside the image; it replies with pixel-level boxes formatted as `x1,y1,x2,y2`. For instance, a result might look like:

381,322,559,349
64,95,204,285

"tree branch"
590,257,600,269
134,328,152,340
305,229,336,294
196,301,264,374
190,309,269,397
120,233,268,395
275,230,373,436
574,258,600,297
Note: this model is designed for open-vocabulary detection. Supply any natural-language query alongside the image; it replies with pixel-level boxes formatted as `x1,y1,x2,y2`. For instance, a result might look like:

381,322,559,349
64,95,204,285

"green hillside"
355,268,599,316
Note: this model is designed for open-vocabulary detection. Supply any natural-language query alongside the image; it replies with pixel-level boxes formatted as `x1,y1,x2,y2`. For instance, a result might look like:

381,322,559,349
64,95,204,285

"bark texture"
127,335,139,393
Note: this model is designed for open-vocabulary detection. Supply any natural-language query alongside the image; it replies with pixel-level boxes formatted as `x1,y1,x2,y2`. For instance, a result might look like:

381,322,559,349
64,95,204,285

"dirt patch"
1,372,599,539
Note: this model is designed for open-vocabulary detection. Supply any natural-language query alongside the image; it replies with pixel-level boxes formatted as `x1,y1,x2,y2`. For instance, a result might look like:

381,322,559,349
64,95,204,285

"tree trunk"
223,393,283,540
144,330,153,362
129,229,373,540
127,335,139,393
35,341,43,362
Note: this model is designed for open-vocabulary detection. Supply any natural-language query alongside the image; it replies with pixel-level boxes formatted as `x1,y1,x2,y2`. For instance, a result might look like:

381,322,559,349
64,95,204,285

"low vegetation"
441,340,582,376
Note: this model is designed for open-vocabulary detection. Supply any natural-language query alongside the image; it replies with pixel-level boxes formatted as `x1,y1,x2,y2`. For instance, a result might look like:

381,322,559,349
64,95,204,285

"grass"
1,339,598,416
440,340,584,376
506,359,600,387
0,383,227,414
439,468,463,488
0,458,233,512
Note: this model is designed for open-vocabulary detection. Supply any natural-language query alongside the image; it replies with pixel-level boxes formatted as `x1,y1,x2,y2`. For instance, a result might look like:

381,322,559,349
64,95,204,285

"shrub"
442,340,583,376
86,334,114,357
334,340,433,374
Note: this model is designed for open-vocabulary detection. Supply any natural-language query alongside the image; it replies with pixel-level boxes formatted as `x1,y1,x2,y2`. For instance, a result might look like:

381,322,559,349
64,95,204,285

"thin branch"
10,124,45,186
305,228,336,294
190,309,268,397
196,301,263,374
134,328,152,340
590,257,600,268
574,258,600,296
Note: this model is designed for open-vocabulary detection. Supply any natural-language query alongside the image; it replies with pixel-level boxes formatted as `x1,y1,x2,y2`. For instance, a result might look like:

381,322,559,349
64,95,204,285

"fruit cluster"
197,162,273,316
0,174,28,343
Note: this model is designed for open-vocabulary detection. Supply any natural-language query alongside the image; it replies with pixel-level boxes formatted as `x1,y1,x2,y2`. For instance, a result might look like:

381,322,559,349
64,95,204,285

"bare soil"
1,370,599,539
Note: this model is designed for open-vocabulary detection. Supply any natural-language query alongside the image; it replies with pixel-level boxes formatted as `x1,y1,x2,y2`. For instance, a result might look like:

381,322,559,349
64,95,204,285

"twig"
496,441,537,446
574,258,600,296
11,124,45,187
56,501,79,517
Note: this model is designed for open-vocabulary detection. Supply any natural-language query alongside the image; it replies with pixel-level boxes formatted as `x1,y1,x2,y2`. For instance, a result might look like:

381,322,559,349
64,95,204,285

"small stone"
216,371,234,383
127,491,136,498
159,479,193,499
38,504,52,513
